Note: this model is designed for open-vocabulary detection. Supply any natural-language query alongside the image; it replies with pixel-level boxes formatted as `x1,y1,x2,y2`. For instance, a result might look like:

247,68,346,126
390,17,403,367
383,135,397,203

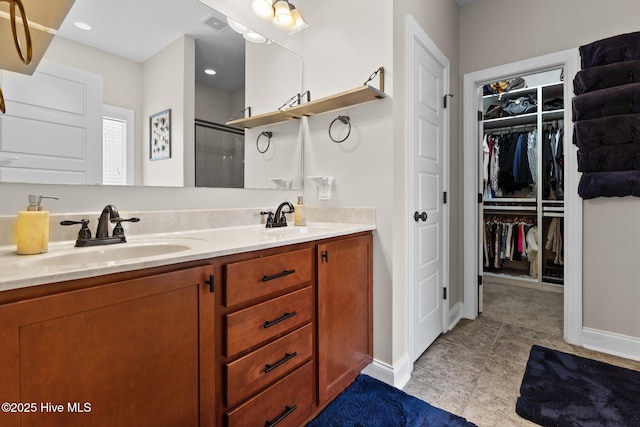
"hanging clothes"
484,130,535,197
542,125,564,200
526,226,539,278
483,215,537,274
545,217,564,265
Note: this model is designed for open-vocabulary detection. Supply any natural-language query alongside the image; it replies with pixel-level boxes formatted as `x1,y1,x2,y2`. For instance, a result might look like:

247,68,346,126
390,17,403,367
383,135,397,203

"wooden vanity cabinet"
0,263,216,427
316,234,373,407
0,230,373,427
219,247,316,427
216,232,373,426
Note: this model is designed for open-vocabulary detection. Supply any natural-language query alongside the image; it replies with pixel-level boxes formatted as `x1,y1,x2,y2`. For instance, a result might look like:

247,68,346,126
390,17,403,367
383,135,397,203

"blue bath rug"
306,374,476,426
516,345,640,427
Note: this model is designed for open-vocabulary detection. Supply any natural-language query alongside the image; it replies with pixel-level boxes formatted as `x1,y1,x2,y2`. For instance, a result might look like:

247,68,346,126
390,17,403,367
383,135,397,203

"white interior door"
0,60,103,185
408,18,448,363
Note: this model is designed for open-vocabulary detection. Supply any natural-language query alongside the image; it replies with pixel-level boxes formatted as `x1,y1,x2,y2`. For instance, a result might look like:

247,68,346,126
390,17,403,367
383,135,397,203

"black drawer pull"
264,352,297,373
263,311,297,329
265,405,297,427
262,269,295,282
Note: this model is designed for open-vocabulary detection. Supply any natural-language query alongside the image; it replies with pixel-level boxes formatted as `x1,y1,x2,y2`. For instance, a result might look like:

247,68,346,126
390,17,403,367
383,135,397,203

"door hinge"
478,193,483,203
443,94,454,108
443,287,447,300
206,274,215,293
443,191,447,204
321,250,329,263
478,275,482,287
478,110,483,121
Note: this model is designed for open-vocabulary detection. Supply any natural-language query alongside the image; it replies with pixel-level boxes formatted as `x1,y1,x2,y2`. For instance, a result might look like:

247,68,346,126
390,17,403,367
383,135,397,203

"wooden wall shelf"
226,85,386,129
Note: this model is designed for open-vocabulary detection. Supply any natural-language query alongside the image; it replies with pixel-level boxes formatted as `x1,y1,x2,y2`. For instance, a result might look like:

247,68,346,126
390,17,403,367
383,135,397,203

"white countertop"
0,222,374,293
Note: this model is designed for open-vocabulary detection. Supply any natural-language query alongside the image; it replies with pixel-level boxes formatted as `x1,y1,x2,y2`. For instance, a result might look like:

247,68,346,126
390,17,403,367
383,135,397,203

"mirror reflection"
0,0,303,189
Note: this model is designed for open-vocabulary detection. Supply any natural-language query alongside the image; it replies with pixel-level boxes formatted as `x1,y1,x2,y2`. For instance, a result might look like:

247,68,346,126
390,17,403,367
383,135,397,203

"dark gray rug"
516,345,640,427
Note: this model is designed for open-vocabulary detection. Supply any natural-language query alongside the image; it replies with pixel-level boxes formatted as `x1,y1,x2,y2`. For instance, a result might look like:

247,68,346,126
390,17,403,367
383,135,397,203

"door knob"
414,211,428,222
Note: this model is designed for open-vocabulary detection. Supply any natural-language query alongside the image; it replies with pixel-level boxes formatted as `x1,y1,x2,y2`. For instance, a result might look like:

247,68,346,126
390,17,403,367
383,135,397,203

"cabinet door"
317,234,373,405
0,265,215,427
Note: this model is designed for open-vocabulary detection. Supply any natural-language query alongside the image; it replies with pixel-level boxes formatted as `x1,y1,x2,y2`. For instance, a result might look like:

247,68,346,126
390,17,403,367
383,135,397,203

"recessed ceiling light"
204,69,217,75
243,31,267,44
74,22,92,31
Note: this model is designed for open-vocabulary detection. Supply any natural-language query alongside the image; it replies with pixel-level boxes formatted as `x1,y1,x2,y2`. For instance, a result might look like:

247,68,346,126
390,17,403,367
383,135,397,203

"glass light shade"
289,7,308,33
226,17,249,35
272,0,294,29
243,31,267,44
251,0,274,20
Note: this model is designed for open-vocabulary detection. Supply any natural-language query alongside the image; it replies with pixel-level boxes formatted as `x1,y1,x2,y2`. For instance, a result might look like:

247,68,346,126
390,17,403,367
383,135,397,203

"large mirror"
0,0,303,189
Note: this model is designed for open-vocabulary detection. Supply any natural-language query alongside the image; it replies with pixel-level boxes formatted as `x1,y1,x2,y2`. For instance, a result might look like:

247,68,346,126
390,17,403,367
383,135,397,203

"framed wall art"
149,109,171,160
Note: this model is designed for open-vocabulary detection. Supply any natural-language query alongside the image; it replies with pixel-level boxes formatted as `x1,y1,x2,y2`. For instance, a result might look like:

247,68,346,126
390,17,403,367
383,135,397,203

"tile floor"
402,282,640,426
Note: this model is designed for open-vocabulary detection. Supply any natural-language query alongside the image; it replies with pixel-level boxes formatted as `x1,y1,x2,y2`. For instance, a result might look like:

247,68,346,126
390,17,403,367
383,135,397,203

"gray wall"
460,0,640,339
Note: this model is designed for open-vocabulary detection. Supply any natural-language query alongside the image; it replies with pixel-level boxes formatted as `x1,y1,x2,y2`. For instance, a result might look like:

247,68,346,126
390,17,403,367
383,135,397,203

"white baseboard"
448,302,463,331
362,352,412,389
582,327,640,362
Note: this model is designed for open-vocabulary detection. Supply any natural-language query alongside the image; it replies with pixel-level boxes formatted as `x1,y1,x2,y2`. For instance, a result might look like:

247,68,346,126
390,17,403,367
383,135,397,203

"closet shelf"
483,86,537,100
542,110,564,121
484,205,536,212
226,84,386,129
485,197,536,203
483,113,537,130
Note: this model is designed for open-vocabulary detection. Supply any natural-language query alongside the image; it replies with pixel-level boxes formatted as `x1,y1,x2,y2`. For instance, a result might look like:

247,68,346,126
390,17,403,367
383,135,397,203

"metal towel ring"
329,115,351,143
6,0,33,65
256,131,272,153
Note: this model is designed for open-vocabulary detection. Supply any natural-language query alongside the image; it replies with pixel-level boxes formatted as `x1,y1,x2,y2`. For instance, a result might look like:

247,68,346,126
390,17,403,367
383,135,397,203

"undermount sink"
17,241,193,268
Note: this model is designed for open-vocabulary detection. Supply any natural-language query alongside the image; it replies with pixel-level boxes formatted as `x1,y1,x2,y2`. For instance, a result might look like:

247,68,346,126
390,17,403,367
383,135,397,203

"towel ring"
0,88,5,114
256,131,272,153
329,115,351,143
6,0,33,65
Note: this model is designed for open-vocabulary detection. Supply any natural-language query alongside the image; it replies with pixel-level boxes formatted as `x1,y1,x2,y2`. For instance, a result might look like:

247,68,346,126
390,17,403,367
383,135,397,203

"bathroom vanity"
0,217,373,427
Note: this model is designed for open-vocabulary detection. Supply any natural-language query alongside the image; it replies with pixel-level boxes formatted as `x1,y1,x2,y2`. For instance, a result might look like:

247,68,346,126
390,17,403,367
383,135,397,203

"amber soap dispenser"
16,195,58,255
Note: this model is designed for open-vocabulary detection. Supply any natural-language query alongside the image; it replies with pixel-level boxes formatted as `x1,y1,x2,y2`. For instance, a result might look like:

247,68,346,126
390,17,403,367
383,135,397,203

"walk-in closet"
481,69,565,291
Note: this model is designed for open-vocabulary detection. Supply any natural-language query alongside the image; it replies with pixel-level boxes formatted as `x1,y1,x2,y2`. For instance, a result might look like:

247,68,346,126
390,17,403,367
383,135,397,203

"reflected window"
102,105,134,185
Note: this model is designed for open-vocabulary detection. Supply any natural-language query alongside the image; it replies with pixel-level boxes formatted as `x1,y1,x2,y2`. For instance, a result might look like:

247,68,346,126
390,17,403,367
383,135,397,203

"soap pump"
294,196,306,226
16,195,59,255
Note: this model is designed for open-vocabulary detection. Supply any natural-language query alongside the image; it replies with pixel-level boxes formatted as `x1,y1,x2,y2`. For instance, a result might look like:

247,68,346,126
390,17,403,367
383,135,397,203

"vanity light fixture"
251,0,274,20
272,0,294,29
204,68,216,75
289,4,308,33
251,0,307,32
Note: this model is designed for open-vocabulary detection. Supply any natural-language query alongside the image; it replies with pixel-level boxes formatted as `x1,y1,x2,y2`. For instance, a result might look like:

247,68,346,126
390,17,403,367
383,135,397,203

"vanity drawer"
225,286,312,357
224,248,313,307
225,323,313,408
226,361,313,427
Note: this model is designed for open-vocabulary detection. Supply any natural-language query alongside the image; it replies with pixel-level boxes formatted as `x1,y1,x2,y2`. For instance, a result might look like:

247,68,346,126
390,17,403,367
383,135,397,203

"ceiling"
55,0,476,90
56,0,246,90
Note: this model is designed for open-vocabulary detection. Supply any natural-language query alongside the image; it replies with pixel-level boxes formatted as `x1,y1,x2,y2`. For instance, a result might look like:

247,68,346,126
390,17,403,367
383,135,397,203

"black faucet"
261,202,295,228
96,204,120,238
61,204,139,247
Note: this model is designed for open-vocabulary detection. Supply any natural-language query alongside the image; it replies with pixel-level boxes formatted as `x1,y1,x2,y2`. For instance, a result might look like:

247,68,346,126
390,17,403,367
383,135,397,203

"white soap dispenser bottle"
16,195,58,255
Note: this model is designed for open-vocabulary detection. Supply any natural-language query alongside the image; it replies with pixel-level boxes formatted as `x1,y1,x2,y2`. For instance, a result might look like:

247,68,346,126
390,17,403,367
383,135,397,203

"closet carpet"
402,282,640,427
